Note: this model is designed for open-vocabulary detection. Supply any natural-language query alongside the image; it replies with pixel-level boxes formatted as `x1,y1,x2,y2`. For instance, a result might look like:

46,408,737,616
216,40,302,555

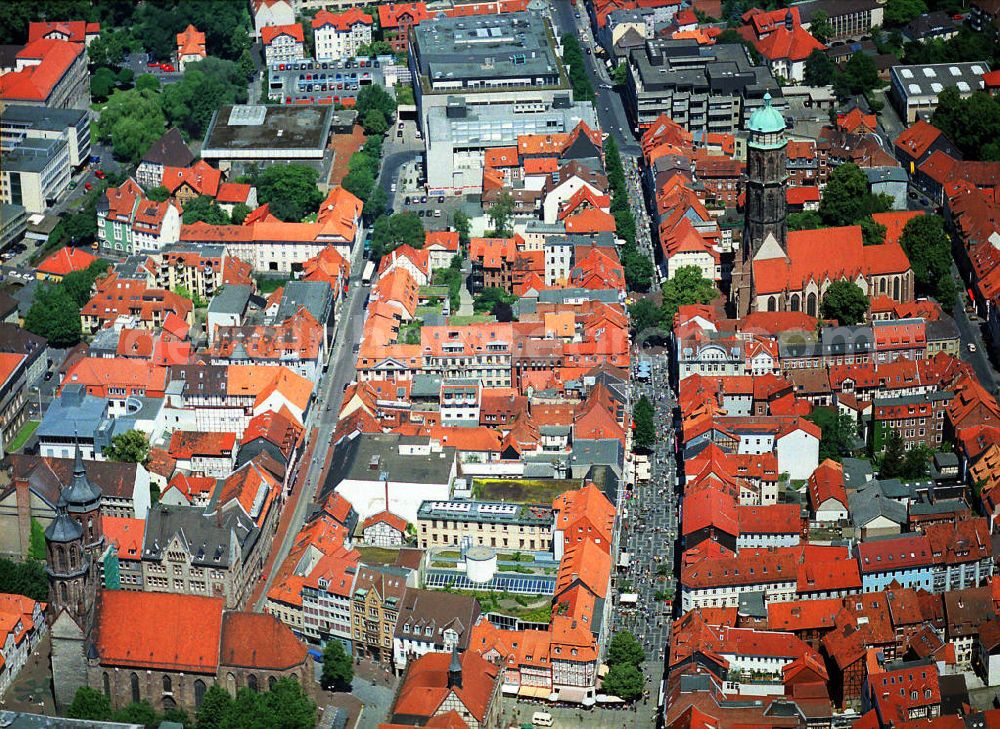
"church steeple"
62,438,104,553
447,645,463,689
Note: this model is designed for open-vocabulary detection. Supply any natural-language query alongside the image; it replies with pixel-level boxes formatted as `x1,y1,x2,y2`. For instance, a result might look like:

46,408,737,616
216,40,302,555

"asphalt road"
550,0,640,157
952,289,1000,396
253,232,371,611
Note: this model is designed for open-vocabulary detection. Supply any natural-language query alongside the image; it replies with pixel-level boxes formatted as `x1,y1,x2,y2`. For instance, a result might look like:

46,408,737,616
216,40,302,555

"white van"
531,712,553,727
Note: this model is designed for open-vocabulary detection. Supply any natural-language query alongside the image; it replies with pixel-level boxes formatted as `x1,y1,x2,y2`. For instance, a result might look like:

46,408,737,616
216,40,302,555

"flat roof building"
201,104,334,169
265,57,385,106
890,61,990,123
410,10,570,143
0,105,91,168
425,93,598,193
0,137,70,215
625,39,783,133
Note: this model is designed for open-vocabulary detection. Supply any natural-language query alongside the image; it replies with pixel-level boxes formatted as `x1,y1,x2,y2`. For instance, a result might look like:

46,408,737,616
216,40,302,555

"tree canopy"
103,430,150,464
932,88,1000,161
24,285,82,348
473,286,516,315
356,85,397,130
899,214,958,307
62,260,110,308
821,280,869,325
95,88,165,164
0,557,47,602
819,163,892,228
632,398,656,453
321,640,354,691
561,34,595,102
370,212,425,258
806,406,858,462
661,266,717,322
487,191,514,237
182,196,231,226
253,164,325,222
602,663,644,702
804,49,836,87
834,52,881,98
884,0,929,26
161,58,248,140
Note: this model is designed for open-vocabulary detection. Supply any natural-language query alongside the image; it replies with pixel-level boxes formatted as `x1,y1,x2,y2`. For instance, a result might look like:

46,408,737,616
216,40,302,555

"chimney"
785,10,794,31
14,476,32,559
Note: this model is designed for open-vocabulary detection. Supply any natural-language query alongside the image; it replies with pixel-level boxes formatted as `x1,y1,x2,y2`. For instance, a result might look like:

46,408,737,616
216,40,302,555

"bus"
361,260,376,285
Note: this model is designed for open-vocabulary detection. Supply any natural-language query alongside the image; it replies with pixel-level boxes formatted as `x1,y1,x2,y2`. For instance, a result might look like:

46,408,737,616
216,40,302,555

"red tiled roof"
752,23,824,62
377,2,435,29
28,20,100,44
37,247,97,277
807,459,848,509
95,591,223,673
392,650,499,723
312,8,373,30
895,120,943,161
168,430,237,459
0,39,84,102
261,22,304,45
176,24,206,57
362,510,408,533
219,612,307,669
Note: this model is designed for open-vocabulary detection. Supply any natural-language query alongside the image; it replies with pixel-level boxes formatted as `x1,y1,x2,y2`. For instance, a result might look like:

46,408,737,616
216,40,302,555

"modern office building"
624,39,783,133
0,105,91,168
409,11,569,134
201,105,334,168
425,94,598,193
0,204,27,249
889,61,990,123
0,137,71,214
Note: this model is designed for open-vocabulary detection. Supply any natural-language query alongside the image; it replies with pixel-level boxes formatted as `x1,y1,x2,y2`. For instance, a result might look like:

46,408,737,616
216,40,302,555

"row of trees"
370,212,425,259
605,138,655,292
561,34,595,103
628,266,717,337
632,395,655,452
69,678,316,729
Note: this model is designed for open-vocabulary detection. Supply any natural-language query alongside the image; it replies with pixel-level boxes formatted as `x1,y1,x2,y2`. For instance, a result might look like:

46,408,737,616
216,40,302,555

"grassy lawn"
254,274,290,294
472,478,580,504
356,546,400,566
7,421,39,453
448,314,494,325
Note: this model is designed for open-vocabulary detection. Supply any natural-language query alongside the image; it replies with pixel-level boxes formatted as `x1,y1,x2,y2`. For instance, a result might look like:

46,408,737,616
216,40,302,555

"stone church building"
46,444,312,714
732,94,914,317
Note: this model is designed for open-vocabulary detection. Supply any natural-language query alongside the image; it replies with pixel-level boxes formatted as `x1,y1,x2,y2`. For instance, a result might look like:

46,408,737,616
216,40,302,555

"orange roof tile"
312,8,373,31
0,39,84,102
176,24,206,57
261,23,304,45
37,246,97,277
219,612,307,669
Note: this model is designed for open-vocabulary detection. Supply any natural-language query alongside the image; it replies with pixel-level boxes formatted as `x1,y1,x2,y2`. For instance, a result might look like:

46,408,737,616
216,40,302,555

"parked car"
968,342,978,353
94,169,106,180
84,182,92,191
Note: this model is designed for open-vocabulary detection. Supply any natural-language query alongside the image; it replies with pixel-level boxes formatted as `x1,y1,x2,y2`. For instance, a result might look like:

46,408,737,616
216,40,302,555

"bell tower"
732,93,789,315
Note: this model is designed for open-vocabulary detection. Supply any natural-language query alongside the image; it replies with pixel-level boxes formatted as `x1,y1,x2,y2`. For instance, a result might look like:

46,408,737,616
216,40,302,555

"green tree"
135,73,161,93
394,84,415,105
103,430,150,464
487,191,515,237
362,108,389,136
146,185,170,202
341,166,375,203
262,677,317,728
96,88,165,163
932,88,1000,161
622,244,654,292
239,48,256,82
321,640,354,691
821,280,869,325
632,397,656,453
196,684,234,729
0,558,47,601
806,406,858,462
899,214,956,306
859,216,887,246
28,519,46,561
660,266,717,322
607,631,646,667
804,49,836,87
880,430,907,477
612,62,628,86
116,67,134,88
835,52,881,98
113,701,158,726
901,444,933,479
87,28,130,68
560,34,595,102
629,297,662,334
230,203,251,225
355,84,397,129
90,67,117,101
602,663,644,701
820,163,870,227
358,40,394,57
61,259,110,308
363,185,388,220
254,164,325,222
885,0,929,26
68,687,113,721
183,196,231,225
25,286,81,348
810,11,833,44
370,212,425,258
453,211,471,249
161,58,248,140
788,211,825,231
473,286,516,314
